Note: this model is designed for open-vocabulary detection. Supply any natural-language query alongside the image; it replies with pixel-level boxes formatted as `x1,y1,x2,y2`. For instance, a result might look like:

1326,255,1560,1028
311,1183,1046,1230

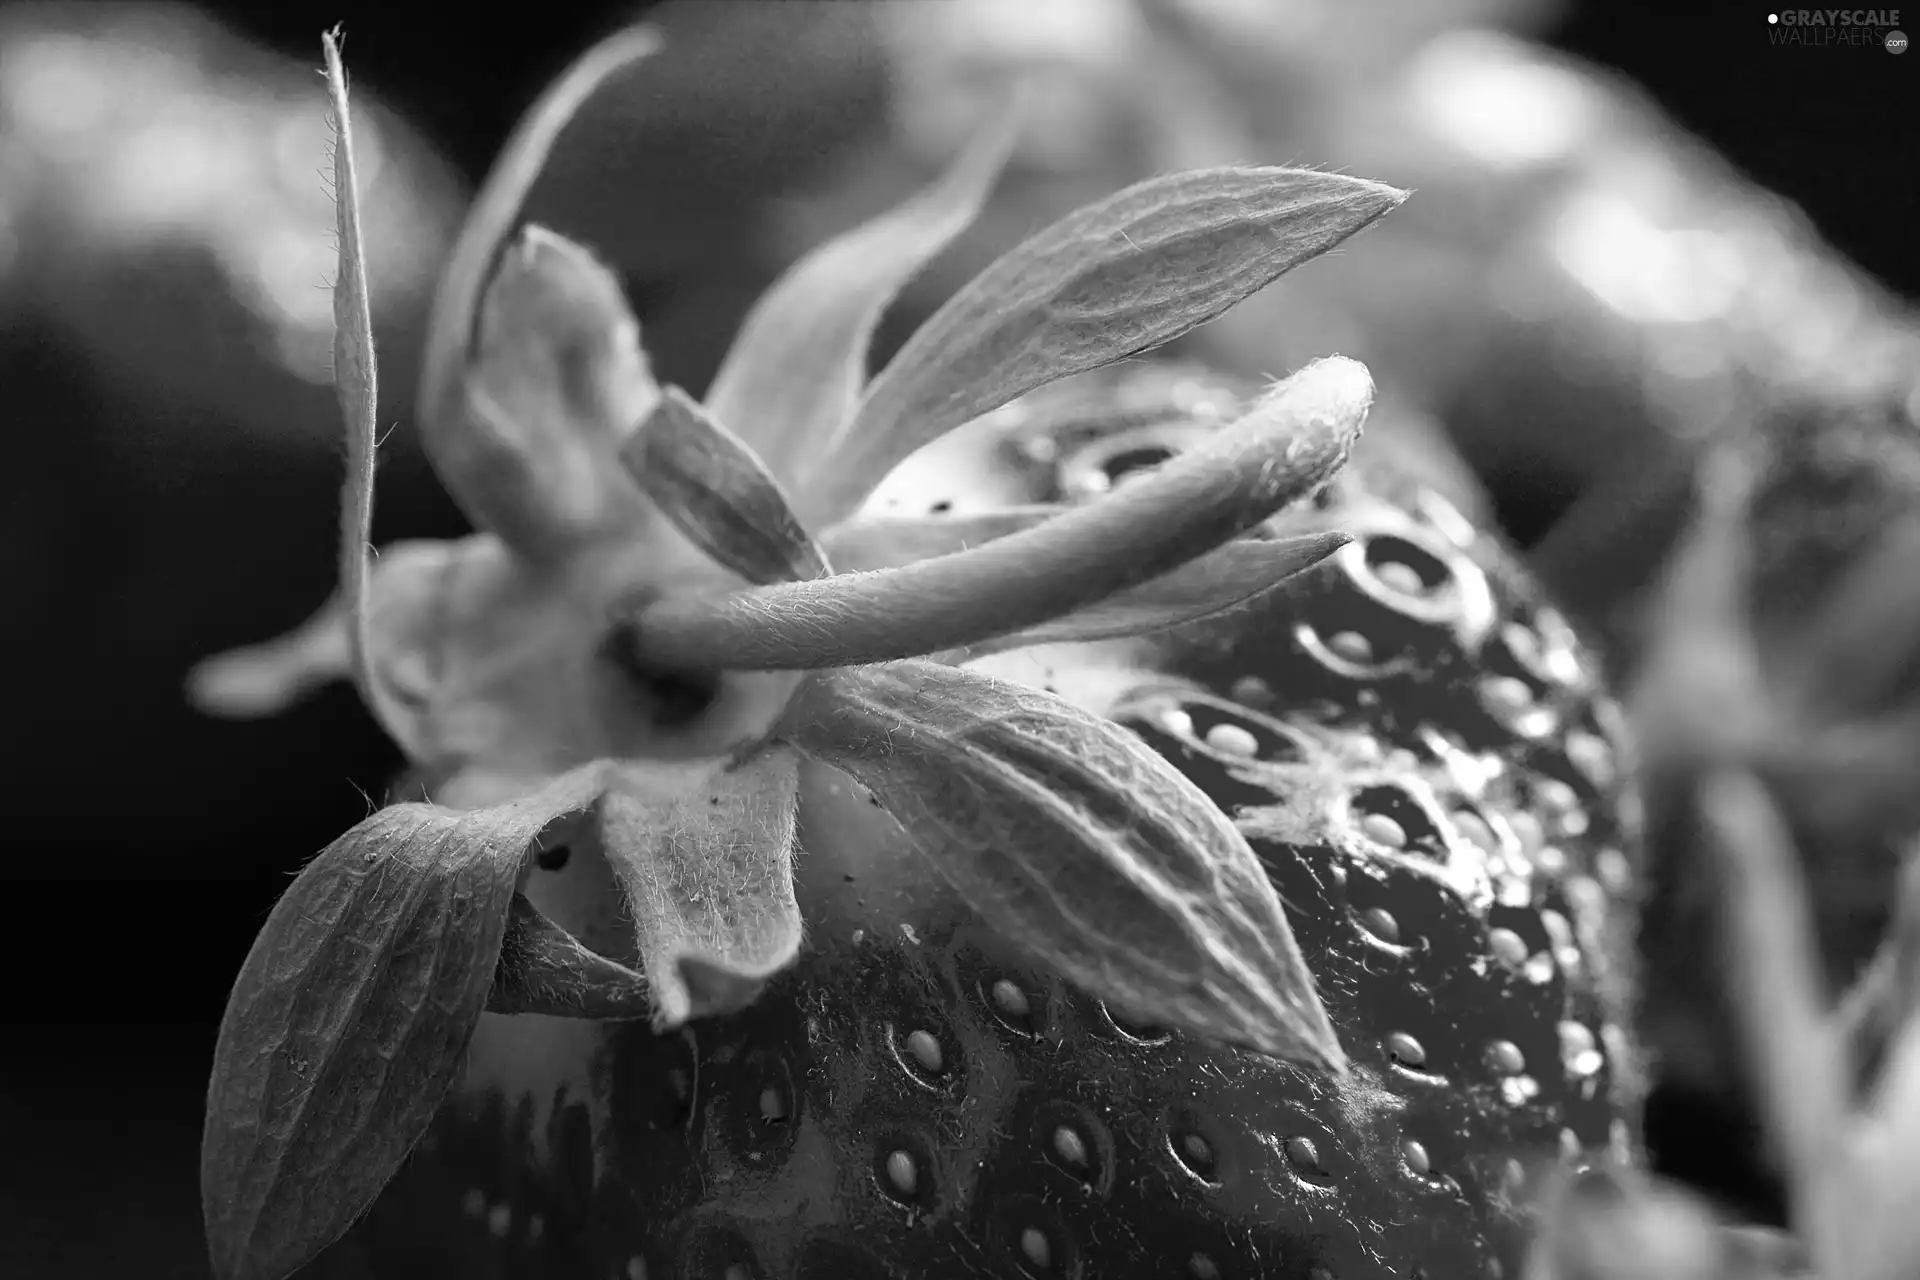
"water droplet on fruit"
1360,812,1407,849
1487,1040,1526,1075
1482,674,1535,715
1559,1022,1604,1078
1566,729,1615,787
1402,1138,1431,1176
1387,1031,1427,1068
885,1149,918,1197
1452,809,1500,855
1052,1125,1088,1168
1329,629,1374,663
1507,810,1546,856
1230,675,1273,707
1358,906,1401,944
1172,1128,1218,1181
1204,722,1260,757
1101,1002,1173,1044
1488,927,1529,968
1189,1253,1222,1280
1372,558,1430,596
1157,707,1196,738
1020,1226,1053,1271
906,1029,943,1073
1284,1135,1332,1184
1597,847,1632,894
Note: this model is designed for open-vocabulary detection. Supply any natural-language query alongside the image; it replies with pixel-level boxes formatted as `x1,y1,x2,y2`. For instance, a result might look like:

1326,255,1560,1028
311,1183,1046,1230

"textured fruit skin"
323,365,1641,1280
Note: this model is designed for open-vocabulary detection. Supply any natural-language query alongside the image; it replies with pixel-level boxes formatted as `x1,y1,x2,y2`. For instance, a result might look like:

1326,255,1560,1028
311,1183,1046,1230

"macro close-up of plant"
6,3,1918,1280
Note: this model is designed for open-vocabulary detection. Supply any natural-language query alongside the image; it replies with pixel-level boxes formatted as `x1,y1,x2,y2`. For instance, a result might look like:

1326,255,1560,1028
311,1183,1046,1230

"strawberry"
311,359,1643,1280
191,30,1639,1280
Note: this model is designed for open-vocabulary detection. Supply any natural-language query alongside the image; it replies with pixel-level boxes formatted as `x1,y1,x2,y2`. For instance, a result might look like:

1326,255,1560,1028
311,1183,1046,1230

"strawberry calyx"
192,30,1415,1279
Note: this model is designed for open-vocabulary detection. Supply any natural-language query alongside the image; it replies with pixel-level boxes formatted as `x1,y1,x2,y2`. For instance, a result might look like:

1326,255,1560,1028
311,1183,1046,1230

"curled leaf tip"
784,661,1347,1070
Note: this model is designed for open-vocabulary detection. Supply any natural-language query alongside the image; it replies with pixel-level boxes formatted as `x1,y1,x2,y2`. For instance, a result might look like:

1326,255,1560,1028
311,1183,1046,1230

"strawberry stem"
622,357,1371,671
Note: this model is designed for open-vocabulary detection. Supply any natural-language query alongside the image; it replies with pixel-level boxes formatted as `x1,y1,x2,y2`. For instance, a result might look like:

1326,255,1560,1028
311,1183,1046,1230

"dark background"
3,0,1915,1275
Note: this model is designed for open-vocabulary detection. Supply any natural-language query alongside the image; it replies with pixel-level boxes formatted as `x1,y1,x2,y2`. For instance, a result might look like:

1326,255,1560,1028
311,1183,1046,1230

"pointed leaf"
705,101,1019,488
461,224,660,559
781,659,1345,1068
596,748,804,1028
488,893,653,1019
627,357,1370,671
821,507,1061,573
321,33,407,740
621,386,829,584
415,27,661,549
201,765,605,1280
804,167,1407,526
968,531,1349,654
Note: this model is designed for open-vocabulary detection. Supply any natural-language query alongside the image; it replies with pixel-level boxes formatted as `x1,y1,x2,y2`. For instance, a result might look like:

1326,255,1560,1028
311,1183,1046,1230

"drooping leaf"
462,224,660,560
821,507,1061,573
781,659,1346,1068
415,27,661,551
201,765,605,1280
596,747,805,1028
488,893,653,1018
965,531,1349,654
704,100,1020,488
803,167,1406,526
621,386,829,585
626,357,1370,671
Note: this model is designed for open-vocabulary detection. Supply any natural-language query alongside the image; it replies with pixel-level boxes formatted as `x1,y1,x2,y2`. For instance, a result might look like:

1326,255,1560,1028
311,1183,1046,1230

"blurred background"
0,0,1914,1274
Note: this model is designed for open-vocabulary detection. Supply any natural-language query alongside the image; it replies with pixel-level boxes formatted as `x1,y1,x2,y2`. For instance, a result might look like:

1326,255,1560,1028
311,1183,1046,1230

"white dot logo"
1889,29,1910,53
1768,12,1779,21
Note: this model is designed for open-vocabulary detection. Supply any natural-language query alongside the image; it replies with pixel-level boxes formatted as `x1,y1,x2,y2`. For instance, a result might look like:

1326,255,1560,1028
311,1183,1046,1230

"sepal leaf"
781,659,1346,1068
596,747,805,1028
967,530,1349,654
488,894,653,1019
416,27,661,551
805,167,1407,525
462,224,660,558
200,766,605,1280
621,386,829,585
705,100,1020,488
